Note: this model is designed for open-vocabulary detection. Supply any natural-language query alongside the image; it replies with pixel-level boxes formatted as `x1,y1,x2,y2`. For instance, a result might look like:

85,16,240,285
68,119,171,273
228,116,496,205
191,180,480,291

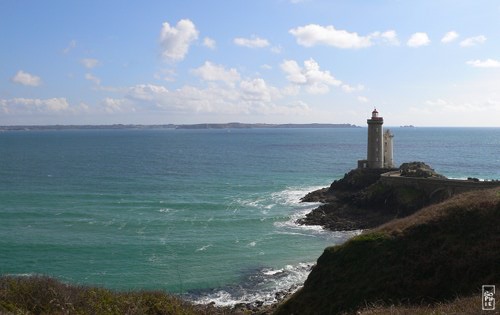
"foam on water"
188,262,314,307
270,185,325,206
187,185,362,307
235,185,324,210
196,244,212,252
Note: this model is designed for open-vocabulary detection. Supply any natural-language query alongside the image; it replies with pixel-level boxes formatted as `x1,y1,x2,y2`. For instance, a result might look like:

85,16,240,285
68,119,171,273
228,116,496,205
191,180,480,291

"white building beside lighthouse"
383,129,394,168
358,108,394,169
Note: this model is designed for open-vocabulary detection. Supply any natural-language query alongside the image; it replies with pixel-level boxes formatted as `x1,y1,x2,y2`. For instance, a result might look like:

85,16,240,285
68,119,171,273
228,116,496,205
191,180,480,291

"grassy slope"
0,276,228,315
355,295,497,315
275,187,500,315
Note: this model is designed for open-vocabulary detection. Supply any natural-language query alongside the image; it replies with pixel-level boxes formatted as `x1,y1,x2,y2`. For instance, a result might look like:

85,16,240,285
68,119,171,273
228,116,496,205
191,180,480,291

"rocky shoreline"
276,186,500,314
297,162,448,231
236,161,491,314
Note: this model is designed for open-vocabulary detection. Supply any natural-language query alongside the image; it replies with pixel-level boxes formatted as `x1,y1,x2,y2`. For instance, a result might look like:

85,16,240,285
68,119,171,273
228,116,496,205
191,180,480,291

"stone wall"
380,171,500,200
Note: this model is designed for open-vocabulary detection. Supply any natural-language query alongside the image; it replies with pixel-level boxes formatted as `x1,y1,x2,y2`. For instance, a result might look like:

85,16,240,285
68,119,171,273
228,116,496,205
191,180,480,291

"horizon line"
1,123,499,129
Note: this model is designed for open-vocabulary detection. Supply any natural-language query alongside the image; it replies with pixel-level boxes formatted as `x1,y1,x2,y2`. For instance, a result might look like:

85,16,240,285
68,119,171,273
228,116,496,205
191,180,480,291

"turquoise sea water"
1,127,499,305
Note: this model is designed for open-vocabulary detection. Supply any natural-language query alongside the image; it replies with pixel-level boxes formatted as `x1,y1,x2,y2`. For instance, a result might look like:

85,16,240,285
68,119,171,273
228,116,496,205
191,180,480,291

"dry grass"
275,187,500,315
356,295,499,315
376,187,500,236
0,275,231,315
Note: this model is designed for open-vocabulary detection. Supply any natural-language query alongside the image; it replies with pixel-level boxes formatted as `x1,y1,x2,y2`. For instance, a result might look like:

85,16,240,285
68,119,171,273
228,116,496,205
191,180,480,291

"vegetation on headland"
0,123,359,131
0,275,286,315
0,276,228,315
299,162,456,230
275,187,500,314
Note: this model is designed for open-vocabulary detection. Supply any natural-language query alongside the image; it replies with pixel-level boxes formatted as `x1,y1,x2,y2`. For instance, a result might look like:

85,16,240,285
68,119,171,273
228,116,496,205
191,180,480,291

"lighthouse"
366,108,384,168
358,108,394,169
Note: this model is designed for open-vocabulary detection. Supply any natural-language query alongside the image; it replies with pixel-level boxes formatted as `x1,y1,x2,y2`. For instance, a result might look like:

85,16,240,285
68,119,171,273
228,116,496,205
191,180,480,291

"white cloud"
160,19,199,62
289,24,398,49
102,98,130,113
441,31,459,43
234,36,270,48
203,37,216,49
368,30,400,46
466,59,500,68
378,30,400,46
425,98,448,107
287,100,310,112
191,61,241,85
240,78,278,102
2,97,69,112
80,58,99,69
63,40,77,54
281,85,300,96
281,58,343,94
407,32,431,47
154,69,177,82
12,70,42,86
128,84,170,102
261,64,272,70
357,96,369,103
281,59,307,84
342,84,364,93
44,98,70,111
422,98,499,113
85,73,101,85
124,79,311,118
78,102,90,112
270,45,282,54
127,83,234,113
289,24,373,49
460,35,487,47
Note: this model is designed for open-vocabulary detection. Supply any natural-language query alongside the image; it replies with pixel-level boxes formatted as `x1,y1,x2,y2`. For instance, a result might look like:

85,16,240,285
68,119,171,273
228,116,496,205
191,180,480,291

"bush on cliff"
399,162,446,179
356,182,429,215
276,187,500,315
330,168,390,192
0,276,224,315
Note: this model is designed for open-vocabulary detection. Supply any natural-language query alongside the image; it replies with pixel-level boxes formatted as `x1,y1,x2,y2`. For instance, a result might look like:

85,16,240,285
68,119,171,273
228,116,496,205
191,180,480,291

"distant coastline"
0,122,360,131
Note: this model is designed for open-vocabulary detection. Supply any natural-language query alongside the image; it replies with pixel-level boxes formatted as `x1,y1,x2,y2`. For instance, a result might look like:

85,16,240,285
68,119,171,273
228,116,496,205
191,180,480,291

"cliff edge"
276,187,500,314
298,162,452,231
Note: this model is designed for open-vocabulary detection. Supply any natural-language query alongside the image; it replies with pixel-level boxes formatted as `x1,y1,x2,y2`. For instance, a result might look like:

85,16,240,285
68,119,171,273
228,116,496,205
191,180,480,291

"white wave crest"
189,262,314,307
234,185,325,211
270,186,326,206
196,244,212,252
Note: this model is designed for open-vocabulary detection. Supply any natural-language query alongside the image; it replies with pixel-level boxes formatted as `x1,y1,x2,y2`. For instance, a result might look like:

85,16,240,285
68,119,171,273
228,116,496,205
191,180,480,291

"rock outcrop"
298,162,446,231
276,187,500,314
399,161,446,178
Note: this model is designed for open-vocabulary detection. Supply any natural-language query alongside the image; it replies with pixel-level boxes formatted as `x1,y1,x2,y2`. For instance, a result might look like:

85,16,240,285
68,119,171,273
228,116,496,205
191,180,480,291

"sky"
1,0,500,127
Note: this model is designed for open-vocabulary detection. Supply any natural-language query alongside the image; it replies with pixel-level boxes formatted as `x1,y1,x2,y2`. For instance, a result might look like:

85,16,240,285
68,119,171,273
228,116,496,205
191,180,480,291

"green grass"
275,187,500,315
359,182,429,214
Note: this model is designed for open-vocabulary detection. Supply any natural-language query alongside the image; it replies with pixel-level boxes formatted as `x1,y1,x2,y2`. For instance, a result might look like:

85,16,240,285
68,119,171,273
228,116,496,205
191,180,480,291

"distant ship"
400,125,415,128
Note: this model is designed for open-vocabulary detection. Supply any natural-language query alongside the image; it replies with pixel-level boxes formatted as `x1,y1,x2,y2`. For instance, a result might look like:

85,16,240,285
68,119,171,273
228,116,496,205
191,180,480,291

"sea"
1,127,499,306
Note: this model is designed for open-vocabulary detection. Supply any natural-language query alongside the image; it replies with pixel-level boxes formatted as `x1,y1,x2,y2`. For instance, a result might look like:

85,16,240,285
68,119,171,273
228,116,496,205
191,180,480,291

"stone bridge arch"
429,187,452,203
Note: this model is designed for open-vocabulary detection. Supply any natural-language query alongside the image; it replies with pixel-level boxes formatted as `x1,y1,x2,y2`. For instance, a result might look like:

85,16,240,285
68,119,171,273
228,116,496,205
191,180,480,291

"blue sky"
2,0,500,126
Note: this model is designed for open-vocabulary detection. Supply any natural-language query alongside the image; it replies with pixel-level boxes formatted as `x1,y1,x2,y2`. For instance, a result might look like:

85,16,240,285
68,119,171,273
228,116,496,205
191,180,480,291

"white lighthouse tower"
383,129,394,168
358,108,394,169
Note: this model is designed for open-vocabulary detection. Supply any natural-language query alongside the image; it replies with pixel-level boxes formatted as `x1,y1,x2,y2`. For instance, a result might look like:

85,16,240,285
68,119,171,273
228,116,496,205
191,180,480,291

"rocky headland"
299,162,465,231
270,162,500,314
276,185,500,314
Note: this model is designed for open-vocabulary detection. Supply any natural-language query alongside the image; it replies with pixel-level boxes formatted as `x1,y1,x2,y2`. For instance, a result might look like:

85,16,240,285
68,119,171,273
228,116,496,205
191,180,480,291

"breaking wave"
187,262,314,307
187,185,362,307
